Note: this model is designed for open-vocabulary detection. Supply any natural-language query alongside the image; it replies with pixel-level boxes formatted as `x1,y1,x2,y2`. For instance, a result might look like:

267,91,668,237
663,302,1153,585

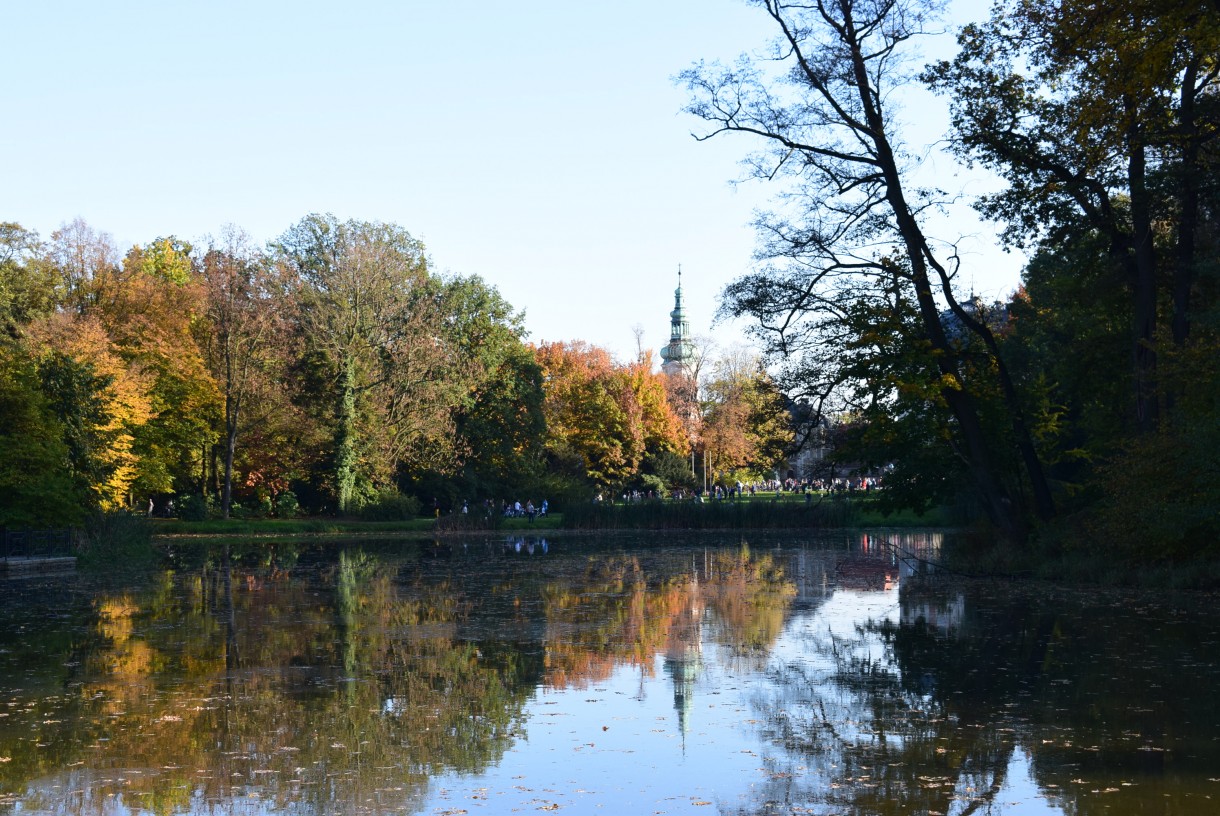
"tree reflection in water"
733,538,1220,816
1,533,1218,815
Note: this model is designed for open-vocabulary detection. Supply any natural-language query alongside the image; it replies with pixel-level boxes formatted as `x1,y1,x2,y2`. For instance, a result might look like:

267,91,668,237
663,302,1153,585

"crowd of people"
605,475,886,504
448,476,885,521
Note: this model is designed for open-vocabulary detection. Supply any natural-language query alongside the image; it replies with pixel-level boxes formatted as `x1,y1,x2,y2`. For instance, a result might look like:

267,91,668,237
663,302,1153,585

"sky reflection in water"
0,531,1217,815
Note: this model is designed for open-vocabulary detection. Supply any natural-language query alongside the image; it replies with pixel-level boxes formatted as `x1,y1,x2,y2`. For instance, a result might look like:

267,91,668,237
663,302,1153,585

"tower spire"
661,266,695,377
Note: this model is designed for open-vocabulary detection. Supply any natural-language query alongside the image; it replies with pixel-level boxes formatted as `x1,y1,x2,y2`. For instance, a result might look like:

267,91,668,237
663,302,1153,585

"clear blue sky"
5,0,1018,362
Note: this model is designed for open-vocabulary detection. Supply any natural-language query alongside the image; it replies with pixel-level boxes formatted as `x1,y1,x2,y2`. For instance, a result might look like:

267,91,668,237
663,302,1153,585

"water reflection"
0,532,1217,815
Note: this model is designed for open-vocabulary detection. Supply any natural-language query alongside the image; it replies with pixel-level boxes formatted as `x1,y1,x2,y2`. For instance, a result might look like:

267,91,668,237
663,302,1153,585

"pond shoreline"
140,518,1220,592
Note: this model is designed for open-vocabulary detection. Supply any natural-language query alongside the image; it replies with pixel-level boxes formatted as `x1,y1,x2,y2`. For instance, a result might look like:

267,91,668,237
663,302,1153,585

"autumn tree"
627,351,690,460
21,224,220,509
700,349,794,482
274,214,460,512
25,314,154,509
535,341,643,492
683,0,1053,539
198,227,285,518
108,238,220,499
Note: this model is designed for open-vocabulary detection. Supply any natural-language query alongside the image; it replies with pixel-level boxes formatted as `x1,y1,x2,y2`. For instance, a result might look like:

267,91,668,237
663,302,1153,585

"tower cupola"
661,268,696,376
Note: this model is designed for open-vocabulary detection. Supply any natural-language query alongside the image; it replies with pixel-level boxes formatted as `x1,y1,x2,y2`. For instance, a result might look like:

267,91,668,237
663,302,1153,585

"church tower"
660,269,696,377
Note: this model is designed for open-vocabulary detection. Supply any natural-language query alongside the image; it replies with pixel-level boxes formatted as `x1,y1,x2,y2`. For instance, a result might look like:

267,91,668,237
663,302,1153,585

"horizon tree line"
0,214,795,526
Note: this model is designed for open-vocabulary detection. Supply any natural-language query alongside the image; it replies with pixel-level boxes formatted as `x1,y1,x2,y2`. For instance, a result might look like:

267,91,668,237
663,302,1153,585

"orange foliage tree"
535,342,689,493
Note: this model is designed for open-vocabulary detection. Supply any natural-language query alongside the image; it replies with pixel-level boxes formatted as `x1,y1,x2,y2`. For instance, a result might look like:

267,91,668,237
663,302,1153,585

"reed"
78,511,158,571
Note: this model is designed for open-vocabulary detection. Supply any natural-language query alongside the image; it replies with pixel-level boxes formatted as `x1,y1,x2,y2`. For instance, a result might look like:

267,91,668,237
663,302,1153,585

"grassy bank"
149,513,566,541
144,495,950,540
151,517,437,538
561,495,949,529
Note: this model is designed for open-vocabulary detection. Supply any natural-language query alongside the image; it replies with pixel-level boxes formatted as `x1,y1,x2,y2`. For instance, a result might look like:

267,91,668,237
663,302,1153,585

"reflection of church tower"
660,269,696,377
663,574,703,743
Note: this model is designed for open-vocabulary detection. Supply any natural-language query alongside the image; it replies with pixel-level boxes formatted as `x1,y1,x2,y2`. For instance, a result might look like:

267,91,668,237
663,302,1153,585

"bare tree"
682,0,1053,538
631,323,647,363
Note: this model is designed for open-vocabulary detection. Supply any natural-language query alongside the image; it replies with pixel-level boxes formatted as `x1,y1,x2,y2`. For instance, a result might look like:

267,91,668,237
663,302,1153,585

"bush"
78,510,156,571
277,491,300,518
358,490,422,521
1083,423,1220,564
254,494,274,518
435,508,504,531
176,494,210,522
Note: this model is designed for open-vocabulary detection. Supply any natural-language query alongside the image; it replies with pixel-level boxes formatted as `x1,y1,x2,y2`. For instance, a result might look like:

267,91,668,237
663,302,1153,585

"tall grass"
77,510,158,572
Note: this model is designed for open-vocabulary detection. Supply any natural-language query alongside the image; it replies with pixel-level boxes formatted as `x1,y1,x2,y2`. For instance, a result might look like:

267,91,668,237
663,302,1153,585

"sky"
5,0,1022,364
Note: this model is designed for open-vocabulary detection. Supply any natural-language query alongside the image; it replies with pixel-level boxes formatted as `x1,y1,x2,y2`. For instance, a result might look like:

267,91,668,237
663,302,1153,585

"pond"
1,531,1218,815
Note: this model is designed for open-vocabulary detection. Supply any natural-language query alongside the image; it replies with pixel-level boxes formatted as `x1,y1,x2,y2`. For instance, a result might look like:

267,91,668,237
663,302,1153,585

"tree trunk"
854,33,1028,541
1172,59,1201,352
335,358,358,514
935,282,1056,521
222,429,236,520
221,387,240,520
1126,112,1159,434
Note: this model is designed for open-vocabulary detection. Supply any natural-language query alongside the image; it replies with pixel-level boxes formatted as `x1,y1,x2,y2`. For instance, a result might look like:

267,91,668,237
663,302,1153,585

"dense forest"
683,0,1219,561
3,0,1218,567
0,215,792,526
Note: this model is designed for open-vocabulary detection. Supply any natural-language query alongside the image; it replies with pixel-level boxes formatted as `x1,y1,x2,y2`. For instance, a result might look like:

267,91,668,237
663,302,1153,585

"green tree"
403,275,547,506
0,347,82,526
35,350,120,512
452,342,546,500
831,280,974,513
274,214,456,512
925,0,1220,432
0,223,57,338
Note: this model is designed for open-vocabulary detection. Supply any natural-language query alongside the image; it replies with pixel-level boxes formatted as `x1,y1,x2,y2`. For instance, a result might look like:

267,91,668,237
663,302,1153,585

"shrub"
78,510,157,572
359,490,422,521
253,494,273,518
176,494,210,522
277,491,300,518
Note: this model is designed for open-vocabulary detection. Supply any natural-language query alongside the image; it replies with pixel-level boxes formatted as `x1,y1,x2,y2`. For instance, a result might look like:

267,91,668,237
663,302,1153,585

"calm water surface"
1,531,1218,815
